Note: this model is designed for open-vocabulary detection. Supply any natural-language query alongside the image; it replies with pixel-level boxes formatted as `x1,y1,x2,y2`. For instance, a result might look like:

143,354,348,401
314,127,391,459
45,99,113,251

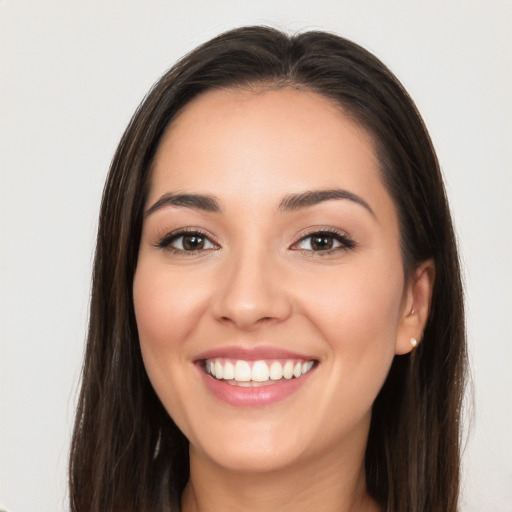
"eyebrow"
278,188,375,217
145,188,375,218
146,193,222,216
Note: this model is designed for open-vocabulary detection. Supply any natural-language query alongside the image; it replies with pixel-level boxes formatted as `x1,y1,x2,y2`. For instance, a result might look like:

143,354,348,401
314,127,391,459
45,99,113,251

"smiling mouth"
203,358,317,387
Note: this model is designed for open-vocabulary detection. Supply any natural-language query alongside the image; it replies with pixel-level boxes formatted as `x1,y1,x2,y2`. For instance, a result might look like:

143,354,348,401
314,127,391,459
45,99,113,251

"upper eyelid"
291,229,356,251
298,229,346,238
293,227,353,242
156,228,219,248
154,226,354,249
159,227,213,238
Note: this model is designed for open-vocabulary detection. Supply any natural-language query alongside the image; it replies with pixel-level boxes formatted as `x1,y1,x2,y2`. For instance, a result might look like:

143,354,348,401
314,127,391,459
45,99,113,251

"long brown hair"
69,26,467,512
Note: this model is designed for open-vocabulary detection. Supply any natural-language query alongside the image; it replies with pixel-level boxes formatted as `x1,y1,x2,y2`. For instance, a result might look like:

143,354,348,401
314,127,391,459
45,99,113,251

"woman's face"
134,87,416,473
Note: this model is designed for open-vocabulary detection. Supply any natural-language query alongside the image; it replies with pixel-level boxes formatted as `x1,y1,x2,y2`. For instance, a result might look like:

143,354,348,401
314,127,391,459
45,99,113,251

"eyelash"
291,228,356,256
155,228,356,256
155,228,218,254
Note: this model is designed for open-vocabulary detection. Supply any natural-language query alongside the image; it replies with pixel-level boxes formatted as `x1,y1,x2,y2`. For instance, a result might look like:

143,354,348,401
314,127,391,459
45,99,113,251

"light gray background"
1,1,511,511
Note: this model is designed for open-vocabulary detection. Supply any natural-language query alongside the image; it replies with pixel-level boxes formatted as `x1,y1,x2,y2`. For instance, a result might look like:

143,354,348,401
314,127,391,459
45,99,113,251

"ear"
395,259,436,355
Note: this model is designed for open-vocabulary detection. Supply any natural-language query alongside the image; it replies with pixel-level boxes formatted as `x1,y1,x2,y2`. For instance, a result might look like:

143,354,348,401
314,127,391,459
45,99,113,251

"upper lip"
194,345,317,362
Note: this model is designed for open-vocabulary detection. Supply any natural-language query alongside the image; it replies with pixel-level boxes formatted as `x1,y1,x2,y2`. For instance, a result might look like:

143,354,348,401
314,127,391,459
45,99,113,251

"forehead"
149,87,390,214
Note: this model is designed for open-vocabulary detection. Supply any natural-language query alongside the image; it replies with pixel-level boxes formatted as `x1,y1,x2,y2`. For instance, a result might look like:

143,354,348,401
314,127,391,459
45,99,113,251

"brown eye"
310,234,334,251
157,230,218,253
293,230,356,253
182,234,205,251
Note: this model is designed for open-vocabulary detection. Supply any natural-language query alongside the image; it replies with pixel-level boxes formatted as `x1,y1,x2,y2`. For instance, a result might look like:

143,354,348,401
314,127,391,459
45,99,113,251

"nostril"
220,315,273,323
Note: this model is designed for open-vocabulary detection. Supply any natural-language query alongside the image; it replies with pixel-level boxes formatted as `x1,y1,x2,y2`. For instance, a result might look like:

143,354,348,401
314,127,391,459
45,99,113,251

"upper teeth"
205,358,315,383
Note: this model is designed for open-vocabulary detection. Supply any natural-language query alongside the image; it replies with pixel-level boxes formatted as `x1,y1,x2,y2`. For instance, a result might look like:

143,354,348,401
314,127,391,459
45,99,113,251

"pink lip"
194,345,314,362
194,345,318,407
198,369,315,407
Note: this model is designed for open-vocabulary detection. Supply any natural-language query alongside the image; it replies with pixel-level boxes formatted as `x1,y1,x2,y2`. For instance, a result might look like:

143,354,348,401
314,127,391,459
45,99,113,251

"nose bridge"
212,239,291,329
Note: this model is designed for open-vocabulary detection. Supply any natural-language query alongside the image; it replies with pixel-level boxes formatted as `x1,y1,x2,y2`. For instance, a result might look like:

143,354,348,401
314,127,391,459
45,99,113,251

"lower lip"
198,366,316,407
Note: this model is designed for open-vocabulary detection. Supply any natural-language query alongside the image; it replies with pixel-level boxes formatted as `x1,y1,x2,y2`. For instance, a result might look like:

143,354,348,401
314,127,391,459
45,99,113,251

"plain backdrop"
1,1,511,511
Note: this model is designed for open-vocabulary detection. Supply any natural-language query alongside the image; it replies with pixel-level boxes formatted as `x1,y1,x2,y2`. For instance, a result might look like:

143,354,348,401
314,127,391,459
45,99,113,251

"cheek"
294,261,404,435
298,257,404,386
132,262,212,434
133,264,208,353
132,263,209,413
303,259,403,338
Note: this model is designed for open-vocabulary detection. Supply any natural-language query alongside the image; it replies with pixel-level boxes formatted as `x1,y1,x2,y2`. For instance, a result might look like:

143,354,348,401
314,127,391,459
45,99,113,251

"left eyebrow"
278,188,376,218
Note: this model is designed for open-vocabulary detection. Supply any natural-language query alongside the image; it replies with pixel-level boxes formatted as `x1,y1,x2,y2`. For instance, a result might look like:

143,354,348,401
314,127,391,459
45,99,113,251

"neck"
181,438,380,512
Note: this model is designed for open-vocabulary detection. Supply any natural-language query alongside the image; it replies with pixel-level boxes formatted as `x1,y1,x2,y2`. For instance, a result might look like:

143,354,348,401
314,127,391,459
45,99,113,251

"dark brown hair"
69,26,466,512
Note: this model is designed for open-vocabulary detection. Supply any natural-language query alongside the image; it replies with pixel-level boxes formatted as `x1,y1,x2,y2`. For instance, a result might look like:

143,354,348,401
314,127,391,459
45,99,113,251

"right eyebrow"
145,192,222,216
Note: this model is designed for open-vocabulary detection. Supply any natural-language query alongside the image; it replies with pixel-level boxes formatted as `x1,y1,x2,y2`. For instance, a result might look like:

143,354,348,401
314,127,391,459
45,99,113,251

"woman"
69,26,467,512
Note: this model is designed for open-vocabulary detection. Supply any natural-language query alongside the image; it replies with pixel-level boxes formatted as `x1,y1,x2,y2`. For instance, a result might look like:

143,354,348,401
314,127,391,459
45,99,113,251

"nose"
211,248,292,330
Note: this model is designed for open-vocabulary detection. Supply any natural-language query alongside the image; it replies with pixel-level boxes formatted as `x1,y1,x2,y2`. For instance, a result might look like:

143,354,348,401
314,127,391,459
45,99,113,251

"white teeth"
214,360,223,380
234,381,252,387
234,360,251,382
206,358,315,383
223,361,234,380
251,360,269,382
283,361,294,379
302,361,314,374
269,361,283,380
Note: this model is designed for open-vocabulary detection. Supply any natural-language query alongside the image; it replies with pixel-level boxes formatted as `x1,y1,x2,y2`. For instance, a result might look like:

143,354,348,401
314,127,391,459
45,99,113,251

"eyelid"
155,227,220,253
290,227,356,253
153,226,355,255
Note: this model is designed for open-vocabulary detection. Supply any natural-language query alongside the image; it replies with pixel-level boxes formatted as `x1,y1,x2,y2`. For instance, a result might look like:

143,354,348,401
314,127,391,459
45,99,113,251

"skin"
133,87,434,512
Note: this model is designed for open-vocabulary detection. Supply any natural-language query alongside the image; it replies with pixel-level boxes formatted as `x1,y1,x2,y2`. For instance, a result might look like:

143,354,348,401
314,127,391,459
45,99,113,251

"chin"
188,419,310,474
198,443,306,474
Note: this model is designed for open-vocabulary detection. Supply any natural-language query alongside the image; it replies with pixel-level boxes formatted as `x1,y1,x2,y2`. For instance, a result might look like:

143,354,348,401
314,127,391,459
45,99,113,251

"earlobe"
395,259,435,355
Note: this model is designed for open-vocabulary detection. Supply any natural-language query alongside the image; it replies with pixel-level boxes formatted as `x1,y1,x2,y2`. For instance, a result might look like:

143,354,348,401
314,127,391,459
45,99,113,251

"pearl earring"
410,337,417,348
